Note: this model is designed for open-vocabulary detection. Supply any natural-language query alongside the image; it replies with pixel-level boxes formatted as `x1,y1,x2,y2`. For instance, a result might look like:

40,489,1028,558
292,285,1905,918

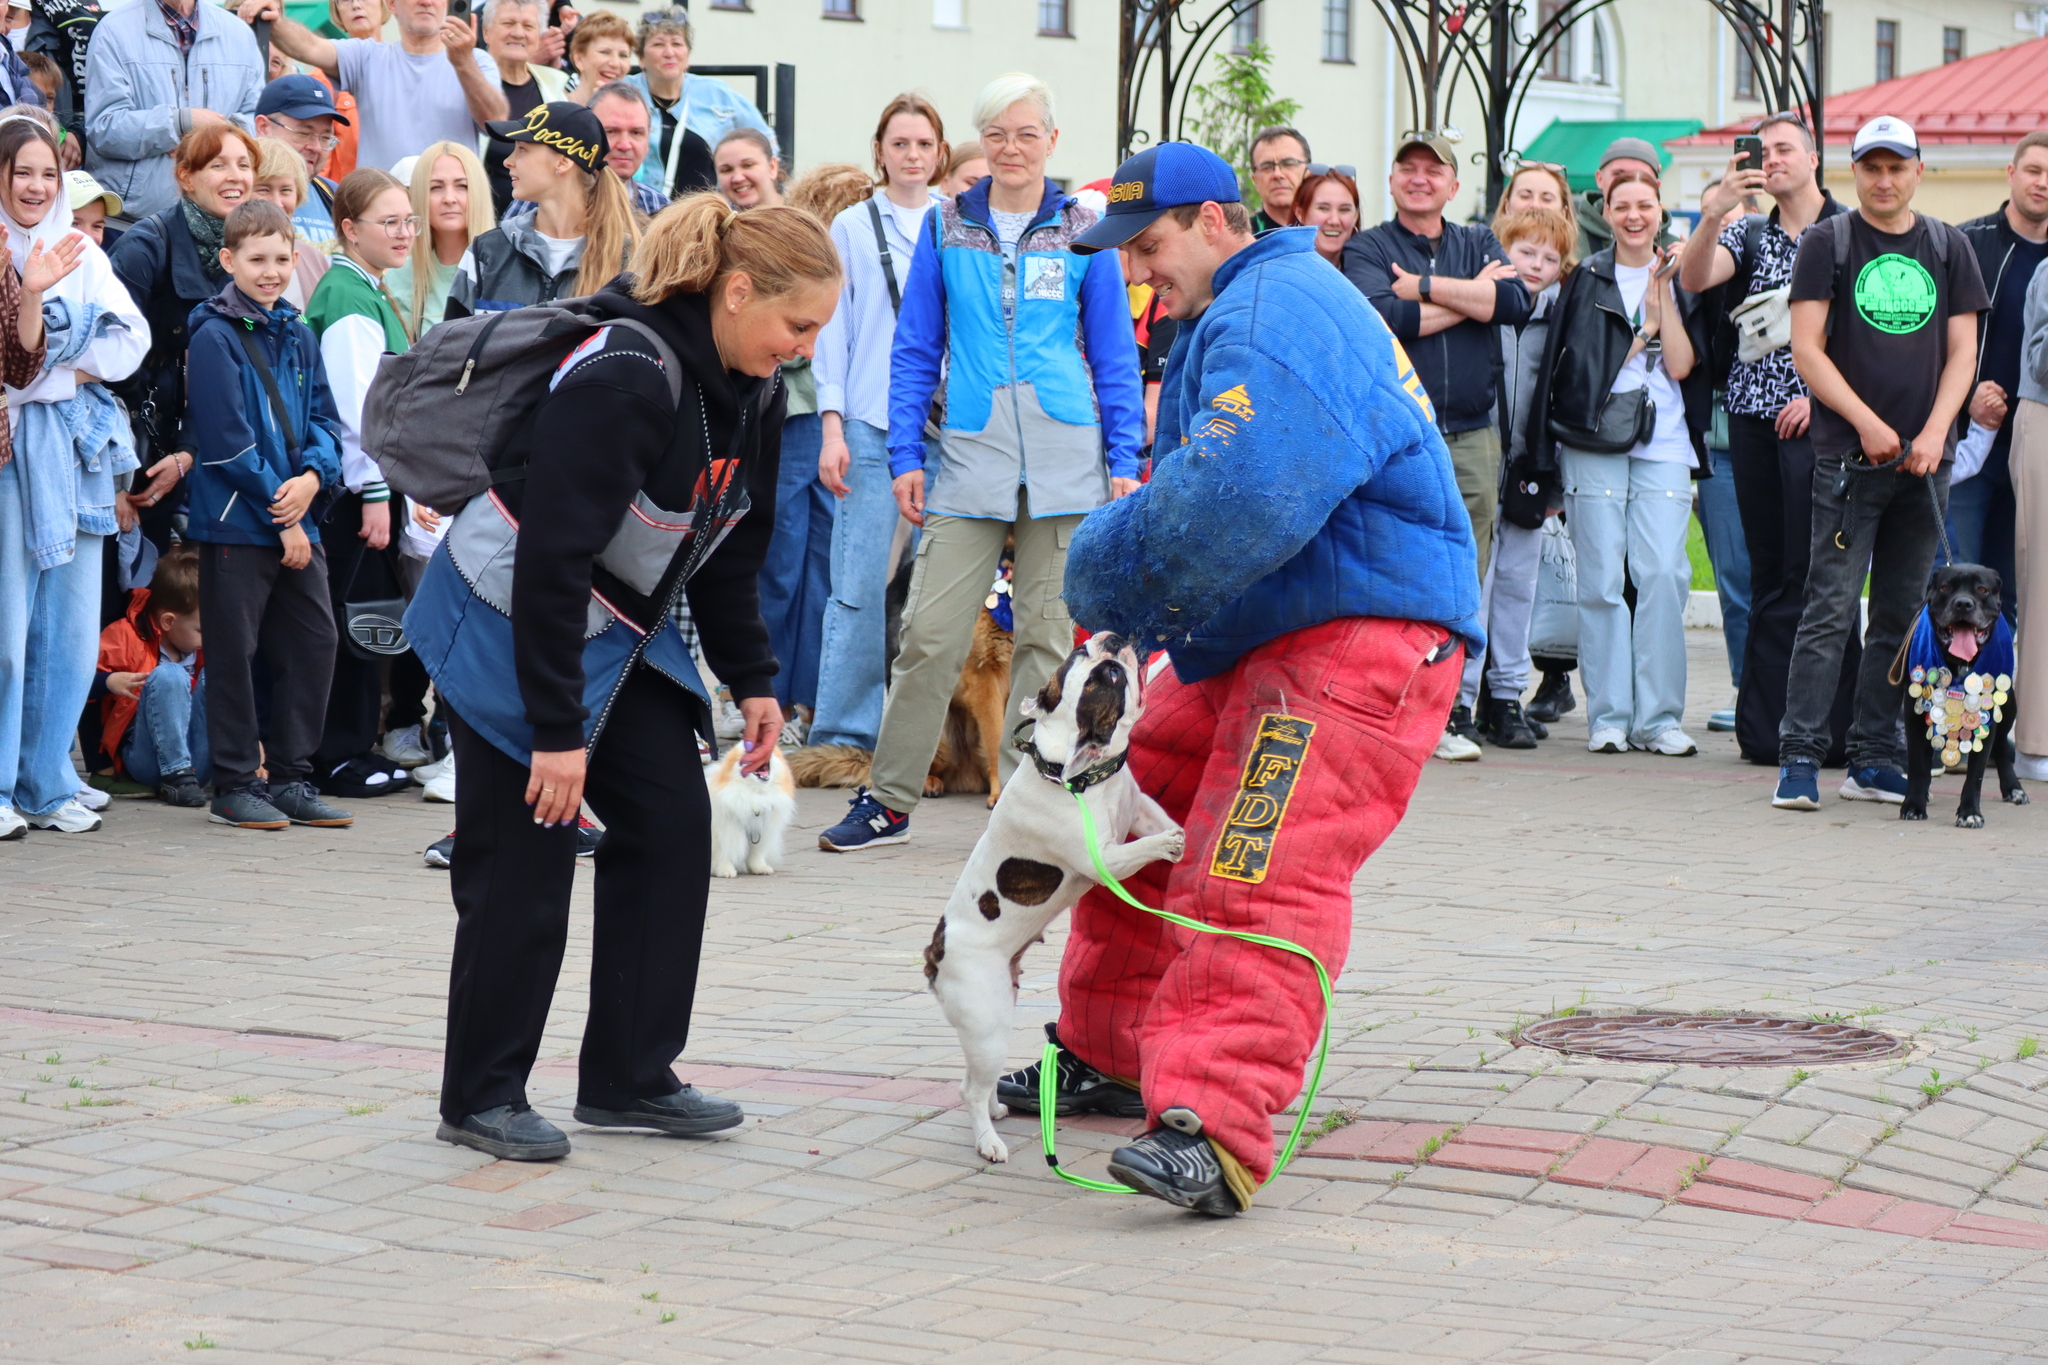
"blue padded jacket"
1063,229,1483,682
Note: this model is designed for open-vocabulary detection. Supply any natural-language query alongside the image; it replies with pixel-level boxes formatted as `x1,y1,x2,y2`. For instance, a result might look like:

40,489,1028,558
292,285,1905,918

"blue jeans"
810,419,902,750
0,459,102,816
1947,466,2017,623
121,662,210,787
1695,444,1753,688
758,413,831,713
1562,449,1693,742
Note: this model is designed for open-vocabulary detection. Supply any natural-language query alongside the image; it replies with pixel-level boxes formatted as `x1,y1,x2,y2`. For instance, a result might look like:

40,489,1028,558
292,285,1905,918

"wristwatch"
1418,270,1433,302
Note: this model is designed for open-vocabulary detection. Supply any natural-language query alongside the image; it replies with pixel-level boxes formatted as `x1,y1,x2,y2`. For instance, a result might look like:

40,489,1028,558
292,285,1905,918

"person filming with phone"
1678,113,1850,768
1529,168,1711,759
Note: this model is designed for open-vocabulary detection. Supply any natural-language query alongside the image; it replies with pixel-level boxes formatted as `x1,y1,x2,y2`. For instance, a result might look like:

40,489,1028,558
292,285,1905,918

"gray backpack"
362,298,682,512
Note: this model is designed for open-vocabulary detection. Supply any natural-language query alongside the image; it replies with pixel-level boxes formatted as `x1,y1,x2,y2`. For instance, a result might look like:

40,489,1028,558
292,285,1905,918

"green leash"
1038,789,1335,1194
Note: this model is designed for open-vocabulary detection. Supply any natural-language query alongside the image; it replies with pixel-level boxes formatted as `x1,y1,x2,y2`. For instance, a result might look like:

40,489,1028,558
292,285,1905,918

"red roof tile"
1672,36,2048,146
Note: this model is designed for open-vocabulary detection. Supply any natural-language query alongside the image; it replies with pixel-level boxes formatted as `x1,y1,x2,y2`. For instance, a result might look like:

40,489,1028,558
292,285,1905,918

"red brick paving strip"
486,1204,595,1232
1867,1200,1961,1237
1609,1146,1702,1198
1803,1189,1898,1228
1697,1157,1836,1202
1676,1183,1816,1219
1551,1138,1650,1188
1431,1141,1558,1177
1458,1124,1580,1152
447,1161,552,1193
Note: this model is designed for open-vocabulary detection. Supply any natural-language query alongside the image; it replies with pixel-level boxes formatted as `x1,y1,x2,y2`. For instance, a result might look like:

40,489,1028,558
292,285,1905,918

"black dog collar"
1011,717,1128,794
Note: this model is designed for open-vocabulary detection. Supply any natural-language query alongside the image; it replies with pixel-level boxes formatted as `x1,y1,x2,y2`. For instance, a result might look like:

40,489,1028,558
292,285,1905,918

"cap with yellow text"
484,101,611,175
1072,142,1241,255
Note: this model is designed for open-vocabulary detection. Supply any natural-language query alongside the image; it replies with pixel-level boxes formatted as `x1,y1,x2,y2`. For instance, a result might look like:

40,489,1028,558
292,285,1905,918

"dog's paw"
746,862,775,876
1900,806,1928,822
976,1132,1010,1164
987,1098,1009,1120
2008,788,2031,806
711,862,739,878
1956,812,1986,829
1159,828,1186,863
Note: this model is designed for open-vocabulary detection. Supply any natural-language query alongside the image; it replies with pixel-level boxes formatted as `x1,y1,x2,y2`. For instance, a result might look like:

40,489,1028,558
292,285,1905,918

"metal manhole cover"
1517,1014,1907,1066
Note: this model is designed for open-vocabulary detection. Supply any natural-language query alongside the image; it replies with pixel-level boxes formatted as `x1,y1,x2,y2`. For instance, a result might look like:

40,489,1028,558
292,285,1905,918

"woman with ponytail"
405,191,842,1162
445,102,639,320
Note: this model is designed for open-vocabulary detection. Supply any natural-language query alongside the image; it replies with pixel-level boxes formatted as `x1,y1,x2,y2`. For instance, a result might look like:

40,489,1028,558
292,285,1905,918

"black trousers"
440,666,711,1123
1727,413,1858,766
314,493,400,774
197,540,336,791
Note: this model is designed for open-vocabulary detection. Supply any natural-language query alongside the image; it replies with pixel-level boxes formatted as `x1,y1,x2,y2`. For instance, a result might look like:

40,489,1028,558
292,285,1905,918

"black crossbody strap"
868,197,902,316
235,324,299,458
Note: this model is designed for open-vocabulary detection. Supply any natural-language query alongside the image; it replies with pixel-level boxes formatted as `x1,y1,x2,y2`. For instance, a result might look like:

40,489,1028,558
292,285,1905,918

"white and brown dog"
922,633,1185,1163
707,745,797,877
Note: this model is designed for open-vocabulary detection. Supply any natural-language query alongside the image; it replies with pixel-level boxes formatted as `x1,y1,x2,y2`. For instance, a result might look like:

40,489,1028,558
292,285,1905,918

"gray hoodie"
2020,255,2048,408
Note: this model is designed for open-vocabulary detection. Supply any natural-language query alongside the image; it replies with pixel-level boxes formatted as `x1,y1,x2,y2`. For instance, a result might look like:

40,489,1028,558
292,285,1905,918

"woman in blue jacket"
819,72,1143,851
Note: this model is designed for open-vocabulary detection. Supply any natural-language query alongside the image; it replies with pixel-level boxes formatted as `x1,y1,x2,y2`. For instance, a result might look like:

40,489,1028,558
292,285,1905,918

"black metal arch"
1118,0,1827,211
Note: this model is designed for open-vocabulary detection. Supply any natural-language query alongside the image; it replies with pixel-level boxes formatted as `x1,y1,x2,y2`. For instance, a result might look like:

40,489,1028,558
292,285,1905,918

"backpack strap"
235,324,299,459
868,197,903,316
486,316,684,488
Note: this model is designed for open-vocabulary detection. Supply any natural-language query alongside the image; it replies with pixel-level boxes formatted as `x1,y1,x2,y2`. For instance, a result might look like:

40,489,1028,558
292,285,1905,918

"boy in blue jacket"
1005,145,1483,1216
183,199,350,832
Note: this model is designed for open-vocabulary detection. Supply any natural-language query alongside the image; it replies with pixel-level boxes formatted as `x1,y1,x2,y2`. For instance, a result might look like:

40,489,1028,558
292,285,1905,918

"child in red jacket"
95,548,207,806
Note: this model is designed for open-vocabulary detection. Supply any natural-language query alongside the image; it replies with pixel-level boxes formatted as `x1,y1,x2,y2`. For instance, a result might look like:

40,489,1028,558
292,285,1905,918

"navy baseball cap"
257,74,350,125
1072,142,1241,254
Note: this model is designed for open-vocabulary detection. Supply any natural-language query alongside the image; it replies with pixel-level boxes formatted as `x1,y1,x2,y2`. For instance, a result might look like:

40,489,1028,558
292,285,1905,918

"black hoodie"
506,280,784,753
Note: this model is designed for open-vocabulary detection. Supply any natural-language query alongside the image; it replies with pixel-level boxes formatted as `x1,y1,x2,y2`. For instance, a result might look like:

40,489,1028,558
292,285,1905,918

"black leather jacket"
1527,248,1713,478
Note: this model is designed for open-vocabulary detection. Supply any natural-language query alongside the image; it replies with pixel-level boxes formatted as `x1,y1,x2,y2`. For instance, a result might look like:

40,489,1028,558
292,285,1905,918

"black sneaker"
269,780,355,828
1482,698,1539,749
1107,1126,1240,1217
1526,670,1576,723
424,832,455,868
436,1103,570,1161
817,786,909,851
573,1086,743,1136
997,1023,1147,1116
209,783,289,830
1447,703,1483,746
576,815,603,858
317,753,412,799
158,769,208,808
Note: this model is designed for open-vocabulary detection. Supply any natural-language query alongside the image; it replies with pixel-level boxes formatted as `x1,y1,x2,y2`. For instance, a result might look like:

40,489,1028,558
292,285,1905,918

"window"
1733,20,1757,97
822,0,859,18
1875,19,1896,82
1321,0,1352,63
1539,0,1575,81
1590,20,1608,83
709,0,750,9
932,0,965,27
1943,25,1964,63
1037,0,1070,36
1231,0,1261,53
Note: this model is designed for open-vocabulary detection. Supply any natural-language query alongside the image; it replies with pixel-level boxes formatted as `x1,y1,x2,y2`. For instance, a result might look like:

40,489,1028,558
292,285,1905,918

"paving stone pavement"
6,635,2048,1361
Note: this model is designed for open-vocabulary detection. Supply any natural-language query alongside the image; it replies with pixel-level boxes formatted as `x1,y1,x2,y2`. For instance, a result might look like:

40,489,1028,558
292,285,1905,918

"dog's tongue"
1951,630,1981,664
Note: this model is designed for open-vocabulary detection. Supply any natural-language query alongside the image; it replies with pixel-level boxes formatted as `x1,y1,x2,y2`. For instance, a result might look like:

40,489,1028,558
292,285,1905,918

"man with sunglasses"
1247,125,1310,231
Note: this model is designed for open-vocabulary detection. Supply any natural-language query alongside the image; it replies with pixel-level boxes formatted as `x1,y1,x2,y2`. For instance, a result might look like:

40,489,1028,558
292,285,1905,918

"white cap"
1852,115,1919,161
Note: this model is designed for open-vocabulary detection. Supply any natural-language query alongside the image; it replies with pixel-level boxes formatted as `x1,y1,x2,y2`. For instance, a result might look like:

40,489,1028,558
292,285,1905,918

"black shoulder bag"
869,198,945,438
237,327,408,659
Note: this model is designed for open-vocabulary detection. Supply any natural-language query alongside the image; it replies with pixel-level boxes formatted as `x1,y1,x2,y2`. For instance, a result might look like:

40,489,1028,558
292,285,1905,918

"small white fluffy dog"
923,634,1185,1162
707,746,796,877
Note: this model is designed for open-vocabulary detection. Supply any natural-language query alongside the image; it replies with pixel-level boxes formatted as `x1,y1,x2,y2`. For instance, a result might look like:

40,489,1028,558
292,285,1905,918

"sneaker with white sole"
422,761,455,803
1633,729,1698,757
1773,760,1820,810
0,806,24,841
27,799,102,833
380,724,432,768
413,751,450,783
73,784,111,812
1434,723,1481,762
1840,766,1907,804
2015,753,2048,783
1587,727,1628,753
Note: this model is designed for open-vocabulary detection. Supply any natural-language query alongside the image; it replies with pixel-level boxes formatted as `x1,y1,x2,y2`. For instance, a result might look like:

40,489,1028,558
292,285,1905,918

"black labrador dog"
1902,563,2027,827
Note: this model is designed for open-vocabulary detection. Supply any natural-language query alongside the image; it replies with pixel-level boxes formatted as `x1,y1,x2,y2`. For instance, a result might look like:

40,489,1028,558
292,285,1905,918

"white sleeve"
1952,420,1997,484
72,248,150,384
320,312,390,495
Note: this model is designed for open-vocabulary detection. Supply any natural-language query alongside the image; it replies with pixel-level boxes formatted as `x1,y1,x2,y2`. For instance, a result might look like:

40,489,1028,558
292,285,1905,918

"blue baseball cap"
257,74,350,126
1072,142,1241,254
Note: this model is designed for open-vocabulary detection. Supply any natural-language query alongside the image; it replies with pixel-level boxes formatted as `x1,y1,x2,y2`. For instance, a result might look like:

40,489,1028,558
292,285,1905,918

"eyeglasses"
1307,162,1356,178
980,128,1045,150
269,121,340,152
1252,156,1305,174
373,215,423,237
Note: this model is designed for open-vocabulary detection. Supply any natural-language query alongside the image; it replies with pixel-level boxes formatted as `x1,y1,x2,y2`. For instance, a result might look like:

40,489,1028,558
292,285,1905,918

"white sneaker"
1434,727,1481,762
1587,727,1628,754
2017,753,2048,783
27,799,101,833
422,762,456,804
380,725,431,768
0,807,24,841
73,783,111,812
1633,729,1698,757
413,752,451,784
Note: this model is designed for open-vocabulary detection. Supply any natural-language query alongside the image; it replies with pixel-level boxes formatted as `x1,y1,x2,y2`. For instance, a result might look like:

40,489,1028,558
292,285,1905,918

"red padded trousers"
1057,616,1460,1183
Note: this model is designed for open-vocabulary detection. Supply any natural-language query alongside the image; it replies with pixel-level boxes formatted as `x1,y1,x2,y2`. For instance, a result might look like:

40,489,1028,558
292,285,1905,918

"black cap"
485,101,610,174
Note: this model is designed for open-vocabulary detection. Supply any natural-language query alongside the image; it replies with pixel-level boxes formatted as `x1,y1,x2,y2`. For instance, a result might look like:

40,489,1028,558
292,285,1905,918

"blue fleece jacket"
182,284,343,547
1063,229,1483,681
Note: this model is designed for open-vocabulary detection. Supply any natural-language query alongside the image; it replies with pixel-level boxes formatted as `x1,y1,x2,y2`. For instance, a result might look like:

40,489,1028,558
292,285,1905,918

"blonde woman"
251,136,329,307
386,140,492,339
446,102,637,319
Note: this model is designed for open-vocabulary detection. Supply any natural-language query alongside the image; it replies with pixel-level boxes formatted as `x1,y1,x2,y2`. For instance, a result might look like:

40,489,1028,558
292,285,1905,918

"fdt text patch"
1209,713,1315,884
